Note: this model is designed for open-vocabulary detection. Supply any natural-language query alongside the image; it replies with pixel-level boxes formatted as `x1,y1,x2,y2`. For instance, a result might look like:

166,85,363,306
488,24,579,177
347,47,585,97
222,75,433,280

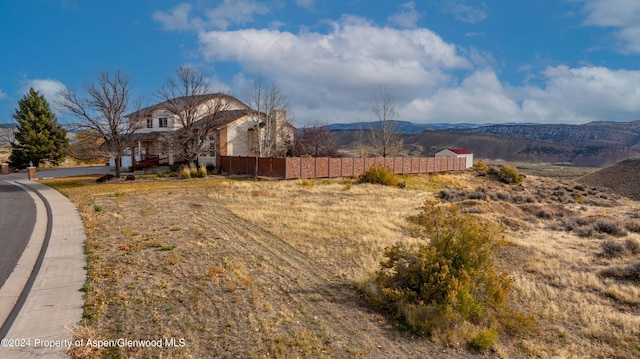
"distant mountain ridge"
329,120,640,167
325,120,537,133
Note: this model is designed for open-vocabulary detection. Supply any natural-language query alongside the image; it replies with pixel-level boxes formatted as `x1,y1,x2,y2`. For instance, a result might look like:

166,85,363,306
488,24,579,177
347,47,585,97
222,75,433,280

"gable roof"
127,93,250,118
447,148,472,155
184,109,250,131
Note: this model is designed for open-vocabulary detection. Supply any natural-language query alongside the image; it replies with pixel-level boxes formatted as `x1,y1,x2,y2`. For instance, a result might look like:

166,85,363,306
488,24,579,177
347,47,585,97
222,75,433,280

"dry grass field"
42,170,640,358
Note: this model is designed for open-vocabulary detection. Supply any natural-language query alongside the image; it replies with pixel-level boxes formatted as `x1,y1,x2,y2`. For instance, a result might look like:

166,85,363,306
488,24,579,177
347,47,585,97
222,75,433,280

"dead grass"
44,172,640,358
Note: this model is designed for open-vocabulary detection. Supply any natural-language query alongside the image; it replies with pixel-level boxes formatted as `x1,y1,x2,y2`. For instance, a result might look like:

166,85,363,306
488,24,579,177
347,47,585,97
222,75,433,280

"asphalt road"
0,180,36,289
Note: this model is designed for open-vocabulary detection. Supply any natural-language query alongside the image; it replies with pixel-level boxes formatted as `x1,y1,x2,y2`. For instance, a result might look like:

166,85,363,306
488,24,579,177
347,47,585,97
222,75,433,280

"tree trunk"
114,155,122,178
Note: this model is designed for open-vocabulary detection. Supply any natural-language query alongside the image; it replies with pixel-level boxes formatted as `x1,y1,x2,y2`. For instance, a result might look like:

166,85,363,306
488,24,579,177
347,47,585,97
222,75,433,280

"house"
125,93,295,167
435,148,474,169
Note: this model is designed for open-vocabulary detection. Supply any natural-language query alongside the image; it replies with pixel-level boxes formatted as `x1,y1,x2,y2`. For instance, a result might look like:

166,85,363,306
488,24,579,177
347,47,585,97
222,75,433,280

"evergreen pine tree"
9,88,68,168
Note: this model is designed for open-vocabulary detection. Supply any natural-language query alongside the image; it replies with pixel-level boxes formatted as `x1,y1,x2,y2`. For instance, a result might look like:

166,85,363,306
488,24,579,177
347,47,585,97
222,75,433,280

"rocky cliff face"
460,122,640,147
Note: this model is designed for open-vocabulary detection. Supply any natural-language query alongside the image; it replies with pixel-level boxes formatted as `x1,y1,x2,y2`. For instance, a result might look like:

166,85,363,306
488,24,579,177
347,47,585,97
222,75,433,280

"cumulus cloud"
388,2,422,29
152,3,640,125
153,0,269,31
152,3,197,31
441,0,488,24
521,65,640,122
205,0,269,30
198,15,471,118
405,71,522,123
22,78,67,113
580,0,640,53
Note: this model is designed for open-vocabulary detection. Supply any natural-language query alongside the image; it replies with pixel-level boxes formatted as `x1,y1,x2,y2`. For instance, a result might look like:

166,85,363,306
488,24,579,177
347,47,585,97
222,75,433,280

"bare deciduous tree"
294,120,338,157
369,86,403,158
242,77,293,175
156,66,231,167
58,71,141,178
353,125,370,157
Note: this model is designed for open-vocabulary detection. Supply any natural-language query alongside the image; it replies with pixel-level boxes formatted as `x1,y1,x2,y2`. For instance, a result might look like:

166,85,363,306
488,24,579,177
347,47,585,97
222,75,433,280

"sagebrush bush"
473,160,488,174
362,199,532,346
601,240,627,258
470,327,499,351
593,219,627,237
625,239,640,255
600,261,640,282
359,164,399,186
498,165,523,184
625,221,640,234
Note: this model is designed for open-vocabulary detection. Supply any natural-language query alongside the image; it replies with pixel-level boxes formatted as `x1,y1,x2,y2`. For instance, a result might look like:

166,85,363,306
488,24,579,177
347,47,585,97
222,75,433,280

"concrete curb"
0,179,86,358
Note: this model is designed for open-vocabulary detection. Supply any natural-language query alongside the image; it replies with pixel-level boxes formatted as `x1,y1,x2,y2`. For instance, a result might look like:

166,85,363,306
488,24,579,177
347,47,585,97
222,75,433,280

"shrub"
359,164,399,187
593,219,627,237
625,239,640,255
205,164,215,174
473,160,488,174
536,209,553,220
178,165,191,179
363,199,531,346
498,165,523,184
470,327,499,351
600,262,640,282
601,240,627,258
625,221,640,234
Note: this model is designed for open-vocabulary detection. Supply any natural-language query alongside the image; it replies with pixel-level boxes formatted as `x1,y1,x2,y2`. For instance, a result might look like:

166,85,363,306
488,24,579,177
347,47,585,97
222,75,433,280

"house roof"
128,131,171,142
183,109,250,132
127,93,250,118
447,148,472,155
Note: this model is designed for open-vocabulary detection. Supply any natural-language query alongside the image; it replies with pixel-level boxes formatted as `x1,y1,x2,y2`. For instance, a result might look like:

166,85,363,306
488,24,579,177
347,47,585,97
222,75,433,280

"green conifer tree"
9,88,68,168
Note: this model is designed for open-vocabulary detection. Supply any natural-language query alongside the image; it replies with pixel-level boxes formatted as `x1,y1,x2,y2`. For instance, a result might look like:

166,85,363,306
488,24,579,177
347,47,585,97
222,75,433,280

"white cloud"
521,65,640,122
405,71,522,123
580,0,640,53
153,1,269,31
442,0,488,24
205,0,269,30
153,5,640,125
152,3,198,31
0,89,7,100
198,16,471,119
294,0,315,10
388,2,422,29
22,78,67,113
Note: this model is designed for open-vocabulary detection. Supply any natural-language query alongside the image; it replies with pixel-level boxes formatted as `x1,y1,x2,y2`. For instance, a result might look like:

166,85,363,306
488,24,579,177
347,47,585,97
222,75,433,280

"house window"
159,118,168,128
146,118,153,128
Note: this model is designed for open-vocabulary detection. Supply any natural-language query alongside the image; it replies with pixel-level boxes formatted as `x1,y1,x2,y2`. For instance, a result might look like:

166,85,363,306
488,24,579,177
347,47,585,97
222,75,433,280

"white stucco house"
125,93,295,168
435,148,474,169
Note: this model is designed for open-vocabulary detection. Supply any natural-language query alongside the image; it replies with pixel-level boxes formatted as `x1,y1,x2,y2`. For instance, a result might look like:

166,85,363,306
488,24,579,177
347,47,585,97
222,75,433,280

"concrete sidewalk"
0,172,91,358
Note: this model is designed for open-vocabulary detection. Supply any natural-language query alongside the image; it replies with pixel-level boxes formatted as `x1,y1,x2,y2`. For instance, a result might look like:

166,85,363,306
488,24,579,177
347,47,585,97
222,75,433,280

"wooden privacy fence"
219,156,467,180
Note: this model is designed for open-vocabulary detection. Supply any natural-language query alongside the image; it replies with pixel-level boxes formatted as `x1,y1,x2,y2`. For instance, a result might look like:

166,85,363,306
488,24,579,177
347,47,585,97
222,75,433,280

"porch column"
130,144,137,167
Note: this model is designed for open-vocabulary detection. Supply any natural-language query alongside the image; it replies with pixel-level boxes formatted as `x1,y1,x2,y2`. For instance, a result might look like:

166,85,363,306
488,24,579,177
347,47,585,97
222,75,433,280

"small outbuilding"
435,148,474,169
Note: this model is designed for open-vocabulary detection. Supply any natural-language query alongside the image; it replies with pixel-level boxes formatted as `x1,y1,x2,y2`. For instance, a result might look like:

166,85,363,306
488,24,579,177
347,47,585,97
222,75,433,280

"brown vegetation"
43,168,640,358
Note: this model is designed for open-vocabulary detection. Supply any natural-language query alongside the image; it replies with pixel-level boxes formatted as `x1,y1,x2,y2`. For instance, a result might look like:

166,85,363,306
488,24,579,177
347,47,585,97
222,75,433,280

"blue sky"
1,0,640,125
